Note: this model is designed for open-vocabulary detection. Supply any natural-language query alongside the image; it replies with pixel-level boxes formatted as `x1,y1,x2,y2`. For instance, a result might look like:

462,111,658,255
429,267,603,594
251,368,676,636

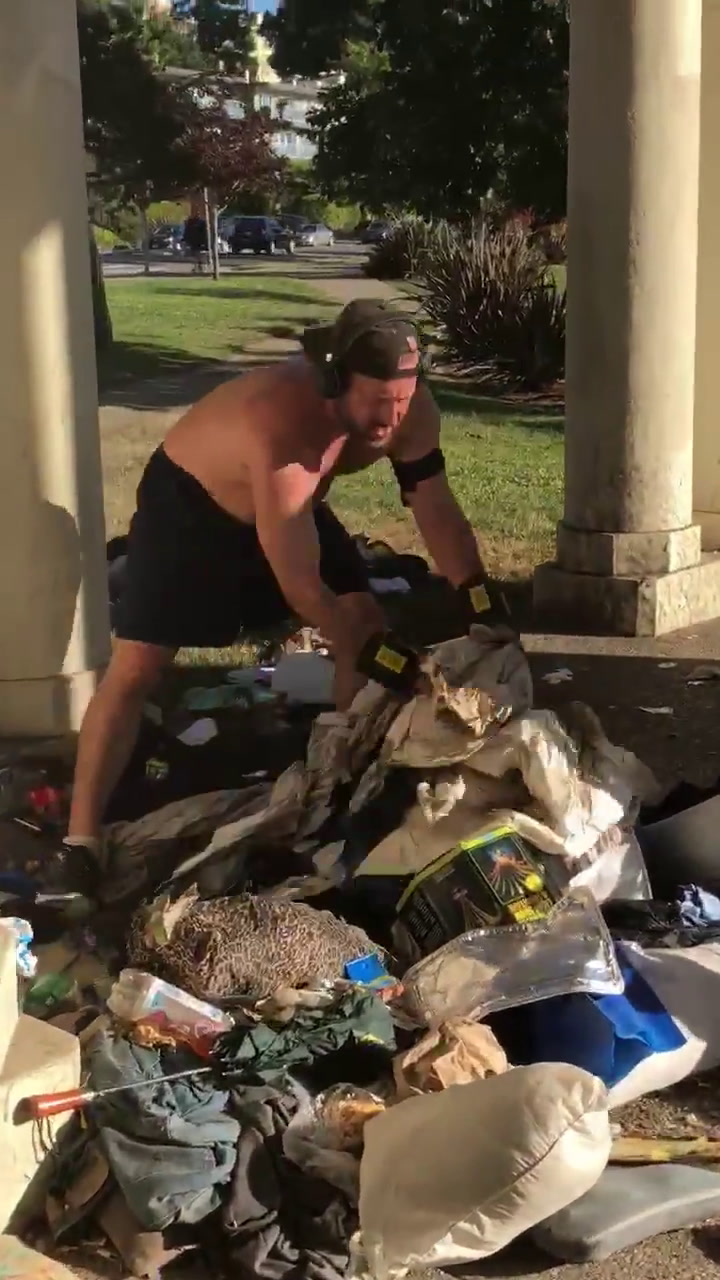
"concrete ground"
91,244,720,1280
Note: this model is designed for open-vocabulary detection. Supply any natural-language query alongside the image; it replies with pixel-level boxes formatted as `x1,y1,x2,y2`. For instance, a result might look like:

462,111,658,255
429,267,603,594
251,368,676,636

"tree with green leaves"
310,41,395,215
262,0,382,80
78,0,278,283
78,0,198,206
141,5,209,70
382,0,568,221
309,0,568,222
187,0,254,73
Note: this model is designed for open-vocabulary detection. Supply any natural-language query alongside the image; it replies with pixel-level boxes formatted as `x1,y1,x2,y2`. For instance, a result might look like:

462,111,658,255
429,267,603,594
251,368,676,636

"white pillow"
357,1064,610,1278
606,943,720,1107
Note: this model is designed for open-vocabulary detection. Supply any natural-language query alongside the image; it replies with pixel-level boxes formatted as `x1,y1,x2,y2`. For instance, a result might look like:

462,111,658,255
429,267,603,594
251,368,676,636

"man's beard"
337,402,391,444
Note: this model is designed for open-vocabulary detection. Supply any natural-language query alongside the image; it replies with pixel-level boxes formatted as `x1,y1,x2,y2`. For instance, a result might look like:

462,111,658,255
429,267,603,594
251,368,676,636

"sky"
249,0,278,11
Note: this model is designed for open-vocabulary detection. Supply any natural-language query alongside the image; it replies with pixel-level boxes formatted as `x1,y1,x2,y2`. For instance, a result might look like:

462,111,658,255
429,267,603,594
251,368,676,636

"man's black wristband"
458,572,512,625
356,630,420,696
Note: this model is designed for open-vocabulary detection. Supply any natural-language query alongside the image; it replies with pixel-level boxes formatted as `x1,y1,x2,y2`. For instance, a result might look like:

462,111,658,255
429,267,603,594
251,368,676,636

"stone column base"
534,553,720,636
0,669,102,737
555,523,702,576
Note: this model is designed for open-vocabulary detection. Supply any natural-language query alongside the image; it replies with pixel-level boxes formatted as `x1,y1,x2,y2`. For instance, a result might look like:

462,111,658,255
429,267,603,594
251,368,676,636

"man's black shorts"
114,447,370,648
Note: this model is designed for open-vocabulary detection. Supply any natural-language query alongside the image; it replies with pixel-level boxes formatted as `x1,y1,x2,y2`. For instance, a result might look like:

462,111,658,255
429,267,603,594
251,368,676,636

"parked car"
360,219,392,245
279,213,310,234
296,222,335,248
229,216,295,255
148,223,185,253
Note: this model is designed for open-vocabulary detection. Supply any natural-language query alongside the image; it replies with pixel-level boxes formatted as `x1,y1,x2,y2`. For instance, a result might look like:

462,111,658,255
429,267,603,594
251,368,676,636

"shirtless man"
60,299,511,892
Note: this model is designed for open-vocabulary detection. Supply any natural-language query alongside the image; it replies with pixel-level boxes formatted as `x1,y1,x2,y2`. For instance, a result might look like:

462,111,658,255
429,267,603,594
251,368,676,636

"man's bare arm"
391,383,485,586
251,449,373,654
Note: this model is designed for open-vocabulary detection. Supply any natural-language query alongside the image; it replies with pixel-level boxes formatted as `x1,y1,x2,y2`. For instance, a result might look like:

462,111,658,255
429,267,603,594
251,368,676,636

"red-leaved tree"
173,84,284,277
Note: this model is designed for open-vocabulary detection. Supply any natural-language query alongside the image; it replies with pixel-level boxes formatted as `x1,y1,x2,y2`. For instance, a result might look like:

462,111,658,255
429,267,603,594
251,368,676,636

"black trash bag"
637,792,720,900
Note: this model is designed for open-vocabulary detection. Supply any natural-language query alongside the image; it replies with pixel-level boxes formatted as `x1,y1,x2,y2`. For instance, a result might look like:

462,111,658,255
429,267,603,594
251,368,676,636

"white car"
297,222,335,248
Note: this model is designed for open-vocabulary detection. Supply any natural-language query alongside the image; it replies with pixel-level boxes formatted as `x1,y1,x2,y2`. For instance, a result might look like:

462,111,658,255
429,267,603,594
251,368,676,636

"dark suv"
229,216,294,255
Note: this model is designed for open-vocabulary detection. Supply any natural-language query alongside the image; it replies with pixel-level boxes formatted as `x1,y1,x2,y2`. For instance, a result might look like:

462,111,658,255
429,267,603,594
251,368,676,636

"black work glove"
356,629,421,698
40,839,102,903
457,571,514,631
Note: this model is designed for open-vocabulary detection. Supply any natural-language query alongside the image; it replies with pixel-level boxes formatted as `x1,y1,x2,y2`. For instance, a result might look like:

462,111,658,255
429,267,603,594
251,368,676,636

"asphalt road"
101,240,368,277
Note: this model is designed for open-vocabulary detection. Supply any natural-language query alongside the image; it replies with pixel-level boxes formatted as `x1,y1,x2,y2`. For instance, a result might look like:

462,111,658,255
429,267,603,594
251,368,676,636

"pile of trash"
5,624,720,1275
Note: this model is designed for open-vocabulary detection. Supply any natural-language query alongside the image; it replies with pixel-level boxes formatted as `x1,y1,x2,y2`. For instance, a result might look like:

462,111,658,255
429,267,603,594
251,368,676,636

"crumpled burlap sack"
393,1019,509,1100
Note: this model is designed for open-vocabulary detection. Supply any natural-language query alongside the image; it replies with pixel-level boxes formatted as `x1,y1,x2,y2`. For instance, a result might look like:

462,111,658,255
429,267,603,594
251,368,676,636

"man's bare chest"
332,435,387,476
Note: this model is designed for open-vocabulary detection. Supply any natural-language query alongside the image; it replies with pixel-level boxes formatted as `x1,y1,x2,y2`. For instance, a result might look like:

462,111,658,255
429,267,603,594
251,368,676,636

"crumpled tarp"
383,627,533,770
209,986,396,1076
457,703,659,859
351,709,655,895
106,628,656,909
145,630,531,897
105,785,273,903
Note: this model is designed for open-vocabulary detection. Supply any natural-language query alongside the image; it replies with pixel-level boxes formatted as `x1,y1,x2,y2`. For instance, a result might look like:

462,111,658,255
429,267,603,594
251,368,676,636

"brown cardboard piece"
393,1018,509,1099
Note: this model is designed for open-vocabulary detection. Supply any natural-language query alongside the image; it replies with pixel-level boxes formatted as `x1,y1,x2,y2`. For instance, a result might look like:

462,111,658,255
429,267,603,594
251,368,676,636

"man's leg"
68,639,176,842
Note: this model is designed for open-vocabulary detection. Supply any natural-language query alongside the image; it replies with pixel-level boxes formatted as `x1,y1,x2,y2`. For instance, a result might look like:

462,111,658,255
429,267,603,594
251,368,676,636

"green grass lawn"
99,274,336,388
333,386,563,580
100,271,564,585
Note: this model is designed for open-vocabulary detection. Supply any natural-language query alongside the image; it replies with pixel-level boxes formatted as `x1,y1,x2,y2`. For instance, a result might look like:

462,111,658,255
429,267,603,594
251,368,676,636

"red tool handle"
23,1087,96,1119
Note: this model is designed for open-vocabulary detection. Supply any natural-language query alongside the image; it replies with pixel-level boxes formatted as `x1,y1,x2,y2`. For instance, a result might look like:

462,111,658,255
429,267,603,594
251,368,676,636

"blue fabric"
518,945,686,1088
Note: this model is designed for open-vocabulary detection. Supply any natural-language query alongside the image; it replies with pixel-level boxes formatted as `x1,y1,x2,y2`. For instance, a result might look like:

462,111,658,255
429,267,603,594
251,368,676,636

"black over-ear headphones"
320,307,430,399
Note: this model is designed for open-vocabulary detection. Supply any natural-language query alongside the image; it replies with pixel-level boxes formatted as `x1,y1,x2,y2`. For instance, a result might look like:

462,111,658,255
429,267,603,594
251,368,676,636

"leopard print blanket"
127,892,378,1002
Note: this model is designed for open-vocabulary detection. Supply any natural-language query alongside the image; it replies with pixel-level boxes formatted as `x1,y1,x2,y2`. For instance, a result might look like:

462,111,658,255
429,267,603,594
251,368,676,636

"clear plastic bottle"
107,968,232,1035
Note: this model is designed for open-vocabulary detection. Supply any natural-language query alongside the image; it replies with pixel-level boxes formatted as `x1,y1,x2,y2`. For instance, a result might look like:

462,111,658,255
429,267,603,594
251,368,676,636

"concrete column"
0,1,111,734
535,0,720,636
693,0,720,550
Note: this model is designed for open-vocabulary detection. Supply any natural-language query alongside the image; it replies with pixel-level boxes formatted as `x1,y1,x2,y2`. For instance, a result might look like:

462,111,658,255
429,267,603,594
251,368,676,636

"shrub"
364,217,440,280
419,219,566,390
532,219,567,265
92,225,119,251
146,199,189,227
323,201,362,231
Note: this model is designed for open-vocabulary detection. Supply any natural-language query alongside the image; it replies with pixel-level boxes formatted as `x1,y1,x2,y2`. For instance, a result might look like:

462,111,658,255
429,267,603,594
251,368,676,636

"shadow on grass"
148,284,336,309
432,377,565,430
99,334,566,420
98,342,239,410
231,263,367,284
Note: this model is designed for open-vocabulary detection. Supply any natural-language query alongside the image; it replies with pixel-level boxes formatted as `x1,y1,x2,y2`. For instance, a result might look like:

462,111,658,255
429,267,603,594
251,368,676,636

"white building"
253,79,325,162
162,13,330,163
245,20,329,162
